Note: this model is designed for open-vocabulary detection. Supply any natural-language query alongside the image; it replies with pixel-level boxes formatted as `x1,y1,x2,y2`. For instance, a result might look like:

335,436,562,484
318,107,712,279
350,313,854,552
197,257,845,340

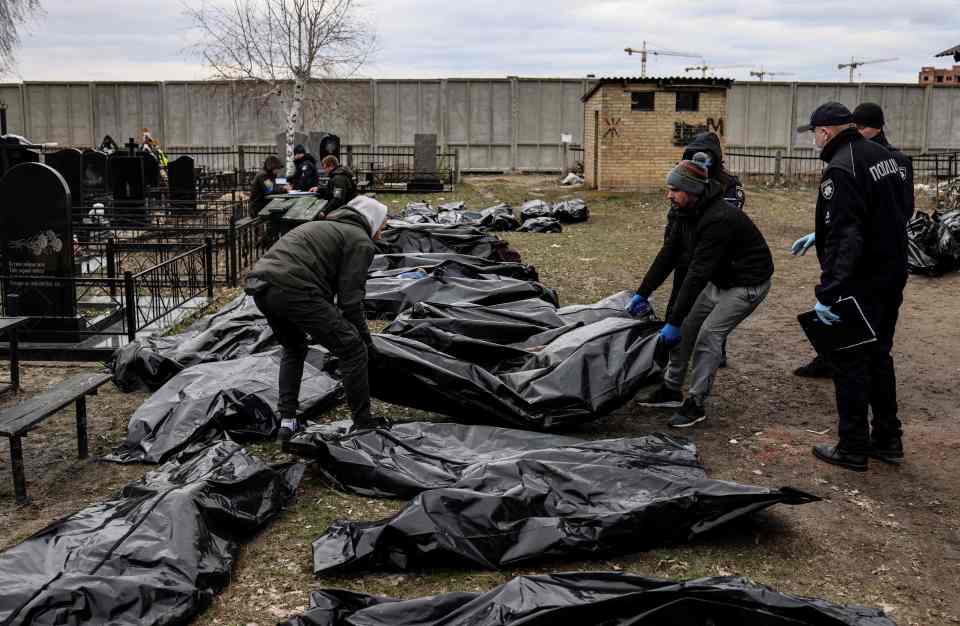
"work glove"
625,293,650,316
791,232,816,256
814,301,841,325
659,323,682,346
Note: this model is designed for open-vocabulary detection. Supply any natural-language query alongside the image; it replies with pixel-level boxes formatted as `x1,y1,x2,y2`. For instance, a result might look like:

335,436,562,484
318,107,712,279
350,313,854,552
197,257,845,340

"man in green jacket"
245,196,389,440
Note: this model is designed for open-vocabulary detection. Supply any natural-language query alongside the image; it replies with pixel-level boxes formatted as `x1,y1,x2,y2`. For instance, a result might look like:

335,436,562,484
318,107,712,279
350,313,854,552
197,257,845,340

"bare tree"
0,0,43,75
187,0,374,174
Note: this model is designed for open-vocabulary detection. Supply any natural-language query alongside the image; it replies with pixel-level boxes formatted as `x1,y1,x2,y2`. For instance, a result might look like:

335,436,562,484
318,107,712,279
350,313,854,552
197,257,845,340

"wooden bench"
0,372,113,504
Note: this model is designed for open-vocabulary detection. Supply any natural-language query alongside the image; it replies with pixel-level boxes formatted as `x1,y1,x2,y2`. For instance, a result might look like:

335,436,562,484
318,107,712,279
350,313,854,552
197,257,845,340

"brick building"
581,77,732,191
919,66,960,86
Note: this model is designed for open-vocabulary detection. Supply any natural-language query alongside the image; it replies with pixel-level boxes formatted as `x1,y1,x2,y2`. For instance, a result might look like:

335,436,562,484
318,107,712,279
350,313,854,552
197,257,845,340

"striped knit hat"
666,152,710,194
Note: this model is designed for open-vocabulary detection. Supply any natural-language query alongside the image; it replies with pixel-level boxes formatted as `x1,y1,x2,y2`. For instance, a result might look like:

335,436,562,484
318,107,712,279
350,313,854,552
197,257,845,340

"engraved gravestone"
110,153,146,209
409,133,444,192
82,149,108,192
167,155,197,209
45,148,83,202
0,162,80,339
309,131,340,161
414,133,437,175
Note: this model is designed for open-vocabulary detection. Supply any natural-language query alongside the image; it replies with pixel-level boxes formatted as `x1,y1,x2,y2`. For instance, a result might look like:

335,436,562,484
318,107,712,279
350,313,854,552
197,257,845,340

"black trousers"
253,286,372,425
830,289,905,450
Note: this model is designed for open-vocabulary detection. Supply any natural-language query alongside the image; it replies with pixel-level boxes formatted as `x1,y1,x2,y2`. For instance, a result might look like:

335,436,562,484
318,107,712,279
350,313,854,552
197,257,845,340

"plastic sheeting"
0,441,303,626
364,271,559,320
110,253,541,392
368,253,539,281
520,198,589,223
109,293,276,391
107,348,342,464
280,572,895,626
519,216,562,232
906,210,960,275
289,422,819,575
369,292,661,428
377,222,521,262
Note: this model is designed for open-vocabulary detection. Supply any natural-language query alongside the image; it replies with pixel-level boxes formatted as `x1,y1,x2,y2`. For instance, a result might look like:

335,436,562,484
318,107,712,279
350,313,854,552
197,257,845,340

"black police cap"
853,102,885,129
293,143,307,155
797,101,854,132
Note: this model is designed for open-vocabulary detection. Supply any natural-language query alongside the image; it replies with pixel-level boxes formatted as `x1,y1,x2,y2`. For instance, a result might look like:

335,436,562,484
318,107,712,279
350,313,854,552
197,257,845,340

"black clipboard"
797,297,877,353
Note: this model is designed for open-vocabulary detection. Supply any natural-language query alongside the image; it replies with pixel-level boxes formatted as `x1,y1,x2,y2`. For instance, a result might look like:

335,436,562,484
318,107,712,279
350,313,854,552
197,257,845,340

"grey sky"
9,0,959,83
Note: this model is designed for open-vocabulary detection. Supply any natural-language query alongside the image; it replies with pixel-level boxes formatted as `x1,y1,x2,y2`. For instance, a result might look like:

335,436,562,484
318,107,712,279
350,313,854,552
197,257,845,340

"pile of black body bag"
393,197,589,233
0,217,896,625
906,208,960,275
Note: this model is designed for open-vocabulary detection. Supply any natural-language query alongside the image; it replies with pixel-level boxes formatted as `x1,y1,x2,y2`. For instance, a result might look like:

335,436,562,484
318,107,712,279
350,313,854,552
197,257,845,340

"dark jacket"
324,165,358,214
638,180,773,326
249,170,277,218
290,153,319,191
244,209,377,345
872,132,914,220
814,127,908,306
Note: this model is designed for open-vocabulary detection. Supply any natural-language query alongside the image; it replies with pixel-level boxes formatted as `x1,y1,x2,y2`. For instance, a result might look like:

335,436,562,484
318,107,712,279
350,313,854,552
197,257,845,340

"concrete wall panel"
7,79,960,172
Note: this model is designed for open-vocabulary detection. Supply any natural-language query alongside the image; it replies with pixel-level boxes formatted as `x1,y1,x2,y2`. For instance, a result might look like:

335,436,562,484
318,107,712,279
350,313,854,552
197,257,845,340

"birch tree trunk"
284,76,306,176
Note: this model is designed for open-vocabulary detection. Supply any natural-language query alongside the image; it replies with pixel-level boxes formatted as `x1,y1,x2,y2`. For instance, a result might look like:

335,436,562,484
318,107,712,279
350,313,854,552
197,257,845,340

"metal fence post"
123,270,136,342
237,145,245,187
204,237,215,300
106,238,117,298
774,150,783,185
227,216,238,287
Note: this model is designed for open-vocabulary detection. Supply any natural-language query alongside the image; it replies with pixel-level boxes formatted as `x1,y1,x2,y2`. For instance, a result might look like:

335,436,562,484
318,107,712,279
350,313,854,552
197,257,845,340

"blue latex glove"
791,232,816,256
625,294,650,316
814,301,841,325
397,270,427,279
659,323,682,346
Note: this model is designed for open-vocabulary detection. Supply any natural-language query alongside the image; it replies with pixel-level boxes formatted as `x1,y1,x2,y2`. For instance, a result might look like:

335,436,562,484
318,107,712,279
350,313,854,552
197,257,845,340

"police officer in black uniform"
853,102,914,220
316,155,358,215
798,102,908,471
289,144,319,191
791,102,914,379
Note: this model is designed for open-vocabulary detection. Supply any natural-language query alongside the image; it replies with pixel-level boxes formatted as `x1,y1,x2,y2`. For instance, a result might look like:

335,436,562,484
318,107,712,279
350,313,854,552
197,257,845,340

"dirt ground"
1,175,958,625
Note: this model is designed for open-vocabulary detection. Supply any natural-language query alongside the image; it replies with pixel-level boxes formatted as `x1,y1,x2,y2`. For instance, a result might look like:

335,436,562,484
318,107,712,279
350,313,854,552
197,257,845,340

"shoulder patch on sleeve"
820,179,834,200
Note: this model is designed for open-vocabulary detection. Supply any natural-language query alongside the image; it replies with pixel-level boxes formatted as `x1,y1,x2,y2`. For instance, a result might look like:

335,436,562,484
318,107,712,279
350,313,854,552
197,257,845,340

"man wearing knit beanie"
665,154,710,195
626,153,774,428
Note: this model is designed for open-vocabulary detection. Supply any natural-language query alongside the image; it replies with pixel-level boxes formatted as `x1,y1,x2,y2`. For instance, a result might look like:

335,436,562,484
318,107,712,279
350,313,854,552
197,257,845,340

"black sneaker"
276,418,302,443
869,438,904,464
812,443,868,472
668,398,707,428
794,355,833,378
636,385,684,408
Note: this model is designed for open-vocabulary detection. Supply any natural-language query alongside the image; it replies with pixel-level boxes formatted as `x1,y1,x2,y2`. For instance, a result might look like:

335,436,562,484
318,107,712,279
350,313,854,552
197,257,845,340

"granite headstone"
110,154,146,209
0,162,80,339
45,148,84,203
308,131,340,161
409,133,444,192
82,149,108,191
167,155,197,209
0,136,40,179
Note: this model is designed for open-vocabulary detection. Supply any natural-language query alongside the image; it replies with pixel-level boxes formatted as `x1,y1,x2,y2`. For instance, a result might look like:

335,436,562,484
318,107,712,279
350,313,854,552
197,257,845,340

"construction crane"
625,42,702,77
837,57,898,82
684,63,750,78
749,68,797,81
